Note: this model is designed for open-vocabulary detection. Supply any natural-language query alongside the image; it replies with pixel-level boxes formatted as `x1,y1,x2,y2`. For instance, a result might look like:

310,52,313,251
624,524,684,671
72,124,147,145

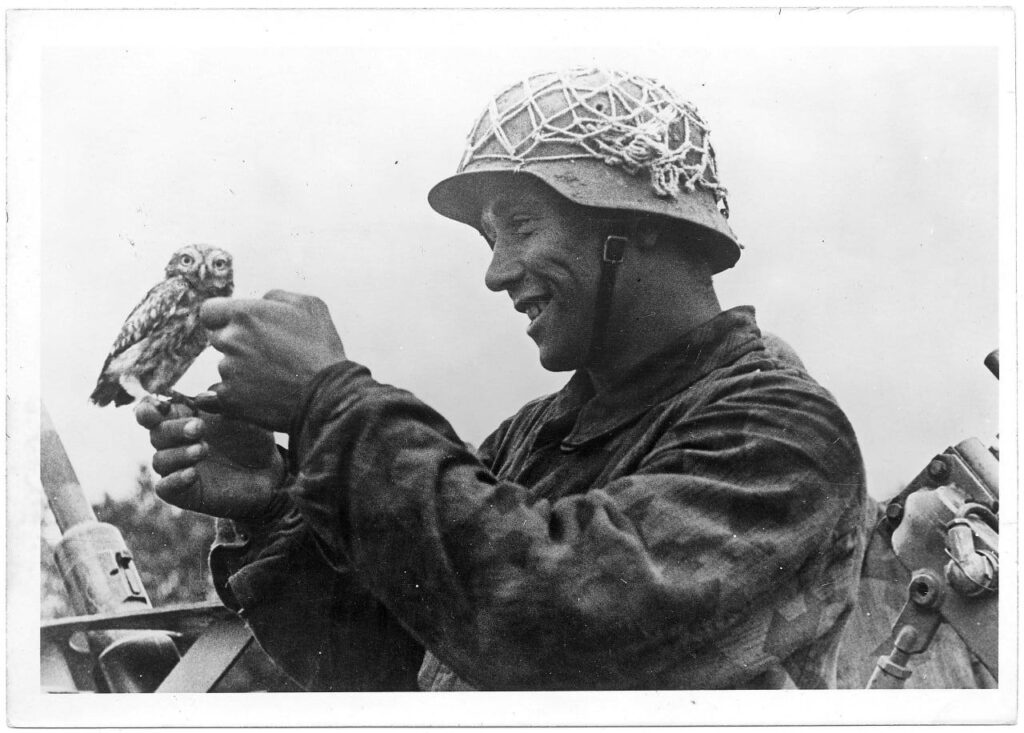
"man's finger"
200,297,248,329
135,398,193,429
206,381,243,420
262,289,308,306
135,398,166,429
207,323,245,354
199,381,238,419
215,354,241,382
154,468,199,508
152,442,207,477
149,416,205,450
192,390,224,414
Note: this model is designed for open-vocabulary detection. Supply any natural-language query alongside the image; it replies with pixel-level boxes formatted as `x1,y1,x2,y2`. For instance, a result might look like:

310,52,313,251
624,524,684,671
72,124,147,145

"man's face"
480,178,603,372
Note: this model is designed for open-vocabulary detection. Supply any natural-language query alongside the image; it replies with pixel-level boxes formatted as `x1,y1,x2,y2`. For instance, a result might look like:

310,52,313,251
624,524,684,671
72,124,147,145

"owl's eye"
213,258,227,269
180,255,194,266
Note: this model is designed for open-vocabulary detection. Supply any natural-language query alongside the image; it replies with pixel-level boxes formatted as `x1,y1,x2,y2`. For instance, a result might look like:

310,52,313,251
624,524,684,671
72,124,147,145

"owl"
90,244,234,407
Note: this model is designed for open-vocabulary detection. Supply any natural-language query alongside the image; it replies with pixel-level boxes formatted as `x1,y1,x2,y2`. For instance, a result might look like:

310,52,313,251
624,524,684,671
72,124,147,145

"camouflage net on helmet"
461,68,729,215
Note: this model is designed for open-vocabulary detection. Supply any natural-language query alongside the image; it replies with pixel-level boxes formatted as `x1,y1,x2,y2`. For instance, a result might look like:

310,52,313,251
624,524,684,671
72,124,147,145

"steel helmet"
428,68,741,272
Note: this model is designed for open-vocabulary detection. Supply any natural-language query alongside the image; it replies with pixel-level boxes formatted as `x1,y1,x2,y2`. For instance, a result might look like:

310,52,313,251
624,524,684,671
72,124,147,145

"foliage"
41,465,218,618
40,467,303,691
94,465,219,606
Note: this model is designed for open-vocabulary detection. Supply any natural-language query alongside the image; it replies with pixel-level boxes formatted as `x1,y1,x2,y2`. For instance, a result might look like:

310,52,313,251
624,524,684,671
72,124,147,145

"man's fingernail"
184,419,202,438
188,443,206,460
193,392,223,414
180,467,196,483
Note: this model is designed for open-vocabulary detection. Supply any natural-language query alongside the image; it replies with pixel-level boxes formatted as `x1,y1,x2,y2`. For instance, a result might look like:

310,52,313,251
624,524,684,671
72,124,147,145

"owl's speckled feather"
90,244,234,407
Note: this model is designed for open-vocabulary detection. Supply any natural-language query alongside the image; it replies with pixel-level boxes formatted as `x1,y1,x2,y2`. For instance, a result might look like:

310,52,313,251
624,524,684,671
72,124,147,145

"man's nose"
484,237,522,293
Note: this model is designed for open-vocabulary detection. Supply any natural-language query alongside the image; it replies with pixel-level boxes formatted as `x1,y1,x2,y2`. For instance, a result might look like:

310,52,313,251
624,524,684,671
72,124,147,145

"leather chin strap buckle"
602,234,628,264
587,229,631,365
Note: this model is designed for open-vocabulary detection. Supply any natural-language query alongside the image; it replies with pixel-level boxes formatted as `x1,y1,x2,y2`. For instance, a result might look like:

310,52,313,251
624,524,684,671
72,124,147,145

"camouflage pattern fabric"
213,306,868,690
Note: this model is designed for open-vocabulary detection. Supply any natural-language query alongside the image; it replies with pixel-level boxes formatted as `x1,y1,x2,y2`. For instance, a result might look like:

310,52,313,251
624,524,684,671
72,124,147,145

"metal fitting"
945,518,998,597
885,501,904,524
927,457,950,482
909,569,944,609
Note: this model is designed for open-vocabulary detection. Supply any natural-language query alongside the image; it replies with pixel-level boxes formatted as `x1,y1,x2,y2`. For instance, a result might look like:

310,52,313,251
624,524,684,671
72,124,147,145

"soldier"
137,68,868,690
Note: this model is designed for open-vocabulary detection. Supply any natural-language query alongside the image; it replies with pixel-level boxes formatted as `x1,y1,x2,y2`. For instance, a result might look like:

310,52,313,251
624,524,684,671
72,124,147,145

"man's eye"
511,216,535,231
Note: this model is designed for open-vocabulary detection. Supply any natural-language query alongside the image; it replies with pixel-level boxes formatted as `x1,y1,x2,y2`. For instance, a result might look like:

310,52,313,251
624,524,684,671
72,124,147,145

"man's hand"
136,398,287,522
201,290,347,432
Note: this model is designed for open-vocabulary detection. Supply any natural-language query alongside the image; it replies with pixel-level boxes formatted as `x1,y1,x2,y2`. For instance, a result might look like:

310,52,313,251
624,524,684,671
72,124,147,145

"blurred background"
21,9,1005,615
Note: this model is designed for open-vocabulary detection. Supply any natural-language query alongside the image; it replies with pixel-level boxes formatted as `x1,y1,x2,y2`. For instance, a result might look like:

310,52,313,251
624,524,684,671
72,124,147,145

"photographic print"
7,6,1015,726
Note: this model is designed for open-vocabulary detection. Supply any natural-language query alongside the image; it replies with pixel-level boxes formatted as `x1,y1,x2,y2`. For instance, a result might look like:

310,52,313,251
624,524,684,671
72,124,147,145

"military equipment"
866,350,999,688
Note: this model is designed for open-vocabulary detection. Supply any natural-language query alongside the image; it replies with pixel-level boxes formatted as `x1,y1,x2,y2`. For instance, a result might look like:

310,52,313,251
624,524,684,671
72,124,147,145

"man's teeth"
526,304,543,320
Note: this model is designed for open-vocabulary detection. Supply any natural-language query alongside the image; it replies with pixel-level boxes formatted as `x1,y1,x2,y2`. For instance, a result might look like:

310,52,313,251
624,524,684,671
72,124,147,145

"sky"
16,8,1007,508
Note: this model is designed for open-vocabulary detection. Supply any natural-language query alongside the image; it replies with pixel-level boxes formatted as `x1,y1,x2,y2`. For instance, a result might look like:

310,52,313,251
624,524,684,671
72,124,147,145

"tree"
93,465,219,606
41,466,302,691
41,465,218,618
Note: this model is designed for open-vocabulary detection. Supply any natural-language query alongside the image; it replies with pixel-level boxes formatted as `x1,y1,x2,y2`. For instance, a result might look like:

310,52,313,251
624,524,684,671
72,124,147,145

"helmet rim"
427,160,741,274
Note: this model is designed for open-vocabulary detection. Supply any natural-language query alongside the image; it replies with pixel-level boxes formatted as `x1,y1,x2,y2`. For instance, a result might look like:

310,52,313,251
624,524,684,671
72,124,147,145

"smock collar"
538,305,765,450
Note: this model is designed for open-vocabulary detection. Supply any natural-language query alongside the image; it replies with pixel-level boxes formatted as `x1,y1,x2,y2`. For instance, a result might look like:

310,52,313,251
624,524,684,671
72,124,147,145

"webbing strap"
586,231,629,366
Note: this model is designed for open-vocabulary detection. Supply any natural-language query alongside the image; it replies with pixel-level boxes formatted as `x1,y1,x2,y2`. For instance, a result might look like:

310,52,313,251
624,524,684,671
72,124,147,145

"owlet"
90,244,234,407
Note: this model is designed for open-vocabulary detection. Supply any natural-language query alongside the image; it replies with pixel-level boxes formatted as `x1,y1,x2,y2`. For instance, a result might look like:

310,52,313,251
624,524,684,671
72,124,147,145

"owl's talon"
167,390,200,413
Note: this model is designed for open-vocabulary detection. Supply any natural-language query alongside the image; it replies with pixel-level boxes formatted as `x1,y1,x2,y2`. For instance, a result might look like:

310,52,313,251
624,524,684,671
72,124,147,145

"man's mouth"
515,297,551,323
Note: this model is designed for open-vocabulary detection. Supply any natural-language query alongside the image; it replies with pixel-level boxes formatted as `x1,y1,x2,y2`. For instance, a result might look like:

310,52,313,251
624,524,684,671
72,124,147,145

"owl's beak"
198,263,208,281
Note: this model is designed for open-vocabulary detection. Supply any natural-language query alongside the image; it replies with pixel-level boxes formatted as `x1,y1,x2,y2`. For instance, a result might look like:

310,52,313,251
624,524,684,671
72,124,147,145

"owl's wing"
100,277,193,371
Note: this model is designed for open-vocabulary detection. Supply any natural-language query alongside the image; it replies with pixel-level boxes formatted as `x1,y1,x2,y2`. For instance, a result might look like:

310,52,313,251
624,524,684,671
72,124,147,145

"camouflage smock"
210,306,869,690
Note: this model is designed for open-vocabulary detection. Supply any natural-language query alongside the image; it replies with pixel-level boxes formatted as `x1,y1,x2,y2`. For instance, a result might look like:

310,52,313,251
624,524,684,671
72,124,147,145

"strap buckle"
602,234,628,264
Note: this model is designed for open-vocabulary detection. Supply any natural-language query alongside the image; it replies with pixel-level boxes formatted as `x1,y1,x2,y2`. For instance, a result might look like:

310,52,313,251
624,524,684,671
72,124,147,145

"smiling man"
136,69,869,690
475,176,721,382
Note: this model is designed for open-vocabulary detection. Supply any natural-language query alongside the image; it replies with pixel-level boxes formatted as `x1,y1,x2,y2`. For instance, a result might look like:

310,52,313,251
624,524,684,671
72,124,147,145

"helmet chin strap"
585,225,630,368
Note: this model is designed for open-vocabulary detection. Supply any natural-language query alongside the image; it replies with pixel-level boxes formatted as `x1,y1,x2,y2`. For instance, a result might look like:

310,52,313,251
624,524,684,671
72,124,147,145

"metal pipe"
867,625,919,689
40,402,181,692
40,404,96,531
956,438,1000,499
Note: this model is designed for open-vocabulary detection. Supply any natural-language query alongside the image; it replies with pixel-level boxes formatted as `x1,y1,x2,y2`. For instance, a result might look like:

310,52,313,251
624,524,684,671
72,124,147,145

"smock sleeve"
208,492,424,691
286,359,867,690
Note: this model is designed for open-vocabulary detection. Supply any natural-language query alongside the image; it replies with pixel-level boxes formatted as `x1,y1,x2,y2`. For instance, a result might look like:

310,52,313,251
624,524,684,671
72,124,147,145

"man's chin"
537,346,580,373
